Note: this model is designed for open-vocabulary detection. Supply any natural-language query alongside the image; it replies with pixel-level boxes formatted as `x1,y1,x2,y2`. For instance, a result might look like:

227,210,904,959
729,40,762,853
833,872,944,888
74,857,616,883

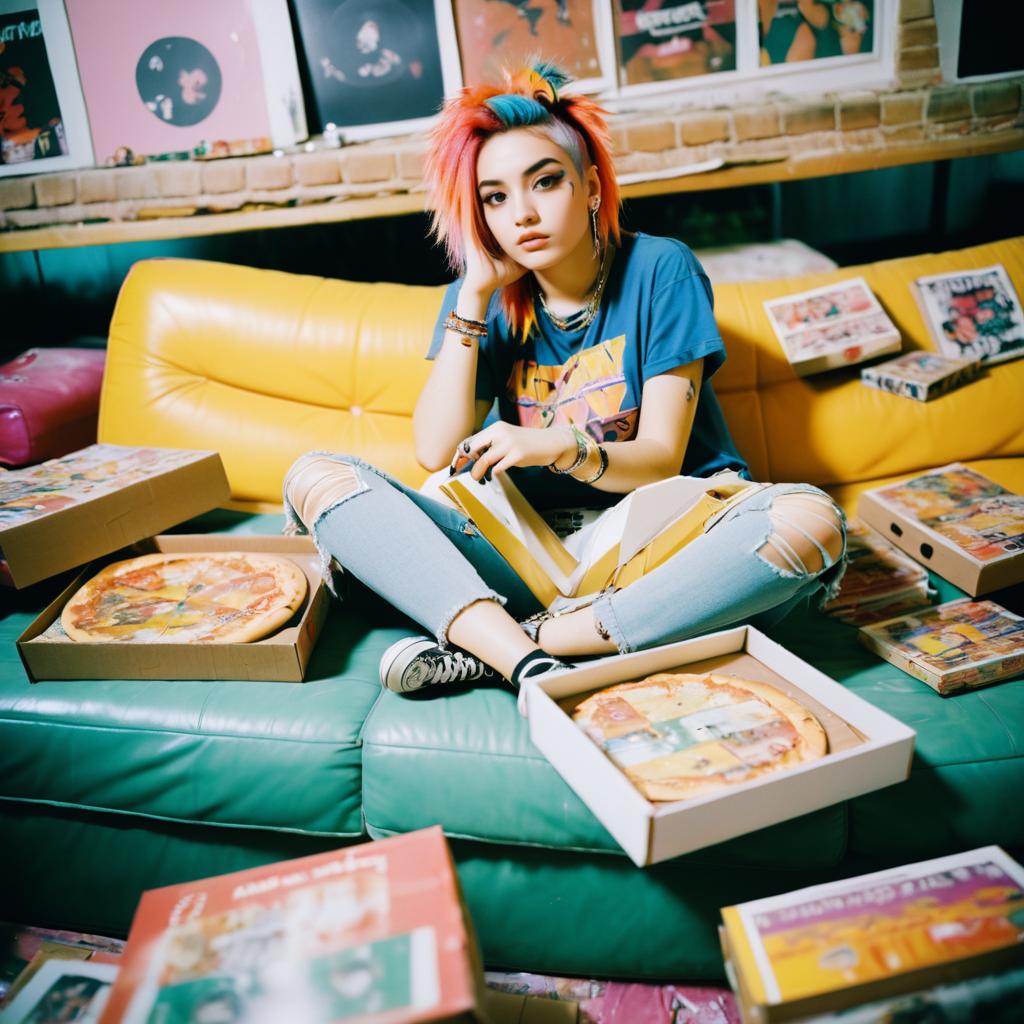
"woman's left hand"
450,422,576,481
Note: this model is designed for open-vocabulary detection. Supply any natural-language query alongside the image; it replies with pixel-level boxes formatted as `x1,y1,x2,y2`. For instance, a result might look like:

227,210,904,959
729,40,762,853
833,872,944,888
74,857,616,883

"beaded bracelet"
444,310,487,346
577,443,609,485
549,423,591,475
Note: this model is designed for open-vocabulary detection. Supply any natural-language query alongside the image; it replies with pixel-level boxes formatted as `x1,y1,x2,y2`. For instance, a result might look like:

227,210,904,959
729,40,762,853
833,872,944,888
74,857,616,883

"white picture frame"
0,0,94,177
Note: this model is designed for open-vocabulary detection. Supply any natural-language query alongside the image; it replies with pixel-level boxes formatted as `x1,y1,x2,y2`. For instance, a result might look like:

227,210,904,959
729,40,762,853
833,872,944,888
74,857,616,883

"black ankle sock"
510,650,569,689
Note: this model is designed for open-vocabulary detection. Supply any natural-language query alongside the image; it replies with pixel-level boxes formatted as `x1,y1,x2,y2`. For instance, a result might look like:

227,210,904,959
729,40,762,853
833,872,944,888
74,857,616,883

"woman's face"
475,127,597,271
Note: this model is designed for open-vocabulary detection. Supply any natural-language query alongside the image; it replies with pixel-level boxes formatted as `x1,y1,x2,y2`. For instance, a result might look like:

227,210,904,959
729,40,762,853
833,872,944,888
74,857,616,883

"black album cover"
293,0,447,131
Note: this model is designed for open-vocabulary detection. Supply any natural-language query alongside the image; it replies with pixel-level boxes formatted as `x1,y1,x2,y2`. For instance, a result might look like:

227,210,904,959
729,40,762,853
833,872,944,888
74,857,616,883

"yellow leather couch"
99,237,1024,507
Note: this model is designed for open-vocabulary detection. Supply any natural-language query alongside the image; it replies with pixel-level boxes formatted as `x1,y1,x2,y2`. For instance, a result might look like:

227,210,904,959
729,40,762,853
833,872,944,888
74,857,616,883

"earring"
590,198,601,259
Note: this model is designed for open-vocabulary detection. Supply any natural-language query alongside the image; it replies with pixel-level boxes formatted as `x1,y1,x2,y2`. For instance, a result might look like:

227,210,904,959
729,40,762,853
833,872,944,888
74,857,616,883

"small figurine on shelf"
322,121,342,148
108,145,138,167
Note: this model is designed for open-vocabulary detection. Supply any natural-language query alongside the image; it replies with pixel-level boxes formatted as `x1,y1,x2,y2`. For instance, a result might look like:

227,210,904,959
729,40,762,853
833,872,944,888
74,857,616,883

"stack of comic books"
822,520,932,626
857,597,1024,695
914,265,1024,367
95,827,496,1024
719,846,1024,1023
763,278,902,376
860,351,981,402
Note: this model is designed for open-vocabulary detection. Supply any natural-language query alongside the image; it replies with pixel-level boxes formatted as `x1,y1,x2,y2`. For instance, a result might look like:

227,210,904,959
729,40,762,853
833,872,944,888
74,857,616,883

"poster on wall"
0,0,93,177
758,0,875,65
63,0,305,166
292,0,460,140
617,0,737,88
452,0,613,93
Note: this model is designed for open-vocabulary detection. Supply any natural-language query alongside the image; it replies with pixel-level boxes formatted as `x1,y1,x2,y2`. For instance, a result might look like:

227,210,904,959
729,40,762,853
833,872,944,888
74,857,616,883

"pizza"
61,552,308,644
572,672,827,802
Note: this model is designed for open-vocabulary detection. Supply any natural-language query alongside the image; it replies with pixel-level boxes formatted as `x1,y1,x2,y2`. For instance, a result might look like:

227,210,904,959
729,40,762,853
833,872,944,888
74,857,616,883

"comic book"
859,351,981,402
98,828,489,1024
763,278,902,376
823,520,932,626
720,846,1024,1022
858,598,1024,694
0,958,118,1023
914,265,1024,366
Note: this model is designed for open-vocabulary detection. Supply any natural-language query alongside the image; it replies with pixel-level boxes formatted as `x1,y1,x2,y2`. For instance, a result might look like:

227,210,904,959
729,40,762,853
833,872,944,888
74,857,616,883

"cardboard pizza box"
522,626,916,867
17,533,328,683
97,827,494,1024
0,444,231,588
857,465,1024,597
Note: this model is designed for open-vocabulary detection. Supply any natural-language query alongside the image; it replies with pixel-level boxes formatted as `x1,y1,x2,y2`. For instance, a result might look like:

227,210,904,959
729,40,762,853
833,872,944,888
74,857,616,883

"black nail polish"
449,465,456,476
484,467,492,482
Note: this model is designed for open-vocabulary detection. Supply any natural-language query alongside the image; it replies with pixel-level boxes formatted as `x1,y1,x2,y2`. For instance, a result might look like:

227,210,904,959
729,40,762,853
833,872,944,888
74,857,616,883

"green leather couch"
1,240,1022,980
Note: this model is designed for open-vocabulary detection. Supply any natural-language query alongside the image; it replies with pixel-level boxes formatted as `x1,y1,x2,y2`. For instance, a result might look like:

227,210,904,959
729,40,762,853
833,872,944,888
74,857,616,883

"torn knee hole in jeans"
756,495,844,578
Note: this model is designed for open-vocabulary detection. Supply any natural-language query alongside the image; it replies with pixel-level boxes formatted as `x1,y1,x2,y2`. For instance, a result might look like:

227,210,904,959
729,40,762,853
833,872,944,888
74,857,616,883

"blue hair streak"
483,94,585,179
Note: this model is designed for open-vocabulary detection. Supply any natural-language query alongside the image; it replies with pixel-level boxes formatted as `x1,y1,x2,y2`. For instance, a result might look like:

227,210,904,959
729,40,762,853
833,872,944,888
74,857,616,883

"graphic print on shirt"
507,335,639,442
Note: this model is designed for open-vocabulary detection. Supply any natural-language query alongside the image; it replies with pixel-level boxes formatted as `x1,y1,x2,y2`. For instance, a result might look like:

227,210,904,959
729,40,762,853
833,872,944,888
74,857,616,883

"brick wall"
1,0,1021,234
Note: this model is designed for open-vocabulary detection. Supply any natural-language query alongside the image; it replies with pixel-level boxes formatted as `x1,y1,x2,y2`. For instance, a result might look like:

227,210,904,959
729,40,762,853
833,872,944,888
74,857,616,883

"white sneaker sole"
378,636,434,693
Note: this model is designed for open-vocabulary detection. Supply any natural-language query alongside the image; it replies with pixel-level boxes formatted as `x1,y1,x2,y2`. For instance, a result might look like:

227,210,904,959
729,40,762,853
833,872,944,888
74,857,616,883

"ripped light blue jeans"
284,454,847,655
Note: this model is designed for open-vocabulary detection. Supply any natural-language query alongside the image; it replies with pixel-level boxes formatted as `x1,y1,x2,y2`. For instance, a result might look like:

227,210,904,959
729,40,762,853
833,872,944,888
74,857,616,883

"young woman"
284,64,846,698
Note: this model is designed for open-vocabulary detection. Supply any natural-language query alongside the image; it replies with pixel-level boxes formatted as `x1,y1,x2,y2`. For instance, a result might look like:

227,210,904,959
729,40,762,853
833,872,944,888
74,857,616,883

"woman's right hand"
459,240,528,318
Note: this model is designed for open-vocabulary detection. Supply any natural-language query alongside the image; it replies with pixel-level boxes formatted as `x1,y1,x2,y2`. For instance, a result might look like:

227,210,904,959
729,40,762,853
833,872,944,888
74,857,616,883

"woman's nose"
513,195,538,225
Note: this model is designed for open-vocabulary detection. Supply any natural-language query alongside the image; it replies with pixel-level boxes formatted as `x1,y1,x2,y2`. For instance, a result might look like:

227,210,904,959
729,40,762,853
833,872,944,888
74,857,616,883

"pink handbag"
0,348,106,468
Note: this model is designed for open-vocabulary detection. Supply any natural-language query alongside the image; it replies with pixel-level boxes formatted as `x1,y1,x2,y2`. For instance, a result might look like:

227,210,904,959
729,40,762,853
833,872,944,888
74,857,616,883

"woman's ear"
586,164,601,206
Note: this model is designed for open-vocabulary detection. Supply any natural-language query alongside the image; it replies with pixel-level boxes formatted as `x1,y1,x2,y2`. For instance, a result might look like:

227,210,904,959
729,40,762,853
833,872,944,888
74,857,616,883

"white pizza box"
17,533,328,683
523,625,916,867
0,445,230,589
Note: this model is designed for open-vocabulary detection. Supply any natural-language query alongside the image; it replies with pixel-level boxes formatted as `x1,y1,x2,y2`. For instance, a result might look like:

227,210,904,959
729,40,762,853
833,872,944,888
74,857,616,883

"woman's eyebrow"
478,157,564,191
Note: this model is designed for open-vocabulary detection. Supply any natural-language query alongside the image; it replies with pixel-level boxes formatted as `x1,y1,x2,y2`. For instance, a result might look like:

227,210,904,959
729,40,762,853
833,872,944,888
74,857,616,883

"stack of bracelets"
549,422,608,484
444,310,487,346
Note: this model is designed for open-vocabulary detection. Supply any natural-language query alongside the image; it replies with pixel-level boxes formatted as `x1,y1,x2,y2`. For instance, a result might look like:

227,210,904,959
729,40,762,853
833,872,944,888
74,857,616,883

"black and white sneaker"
379,636,495,694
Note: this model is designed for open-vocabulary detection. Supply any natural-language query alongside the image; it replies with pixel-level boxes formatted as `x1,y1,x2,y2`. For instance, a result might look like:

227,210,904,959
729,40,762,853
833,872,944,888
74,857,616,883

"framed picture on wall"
0,0,93,177
64,0,306,166
292,0,461,140
616,0,738,89
757,0,876,67
934,0,1024,83
452,0,615,94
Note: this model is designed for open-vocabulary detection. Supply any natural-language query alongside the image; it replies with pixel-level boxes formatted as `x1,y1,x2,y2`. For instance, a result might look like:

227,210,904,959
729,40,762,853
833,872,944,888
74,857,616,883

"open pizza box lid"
0,444,231,589
522,625,916,867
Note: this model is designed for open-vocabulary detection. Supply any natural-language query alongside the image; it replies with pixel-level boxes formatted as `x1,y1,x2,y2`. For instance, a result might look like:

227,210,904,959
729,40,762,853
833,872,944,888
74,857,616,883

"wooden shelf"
2,129,1022,254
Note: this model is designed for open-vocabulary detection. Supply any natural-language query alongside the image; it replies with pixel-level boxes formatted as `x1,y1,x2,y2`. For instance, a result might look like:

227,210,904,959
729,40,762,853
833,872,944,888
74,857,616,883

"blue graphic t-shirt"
428,232,748,509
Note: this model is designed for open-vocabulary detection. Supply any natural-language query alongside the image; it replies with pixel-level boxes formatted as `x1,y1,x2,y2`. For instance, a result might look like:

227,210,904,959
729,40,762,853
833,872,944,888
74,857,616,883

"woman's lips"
518,235,549,252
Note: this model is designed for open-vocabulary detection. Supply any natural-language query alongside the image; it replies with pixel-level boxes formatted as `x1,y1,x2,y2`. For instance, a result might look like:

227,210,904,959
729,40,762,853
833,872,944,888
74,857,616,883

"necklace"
537,246,613,333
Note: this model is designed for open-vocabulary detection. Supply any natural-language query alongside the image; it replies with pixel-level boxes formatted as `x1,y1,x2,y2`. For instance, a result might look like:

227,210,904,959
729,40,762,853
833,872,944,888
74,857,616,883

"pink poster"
65,0,273,164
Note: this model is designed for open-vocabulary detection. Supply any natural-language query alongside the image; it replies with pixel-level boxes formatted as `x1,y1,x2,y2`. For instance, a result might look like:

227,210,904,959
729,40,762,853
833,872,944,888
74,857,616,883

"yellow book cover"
721,846,1024,1018
441,472,751,607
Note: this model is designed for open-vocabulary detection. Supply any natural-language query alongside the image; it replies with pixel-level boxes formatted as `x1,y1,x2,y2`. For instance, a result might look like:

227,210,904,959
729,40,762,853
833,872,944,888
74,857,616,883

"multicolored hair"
425,62,620,339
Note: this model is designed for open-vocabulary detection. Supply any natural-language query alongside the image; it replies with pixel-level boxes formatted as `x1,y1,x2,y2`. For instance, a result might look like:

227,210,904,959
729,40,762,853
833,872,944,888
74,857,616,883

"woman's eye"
535,173,564,190
482,191,505,206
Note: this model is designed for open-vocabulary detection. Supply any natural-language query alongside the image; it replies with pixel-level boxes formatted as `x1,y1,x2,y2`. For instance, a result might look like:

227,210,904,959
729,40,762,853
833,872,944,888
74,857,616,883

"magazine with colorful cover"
860,351,981,402
98,827,487,1024
823,520,932,626
857,597,1024,694
763,278,902,376
720,846,1024,1020
0,0,94,177
915,265,1024,366
0,957,119,1024
867,463,1024,566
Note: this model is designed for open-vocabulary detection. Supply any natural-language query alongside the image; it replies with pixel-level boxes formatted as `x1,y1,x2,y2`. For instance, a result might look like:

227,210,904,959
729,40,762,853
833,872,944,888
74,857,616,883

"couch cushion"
0,601,385,837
